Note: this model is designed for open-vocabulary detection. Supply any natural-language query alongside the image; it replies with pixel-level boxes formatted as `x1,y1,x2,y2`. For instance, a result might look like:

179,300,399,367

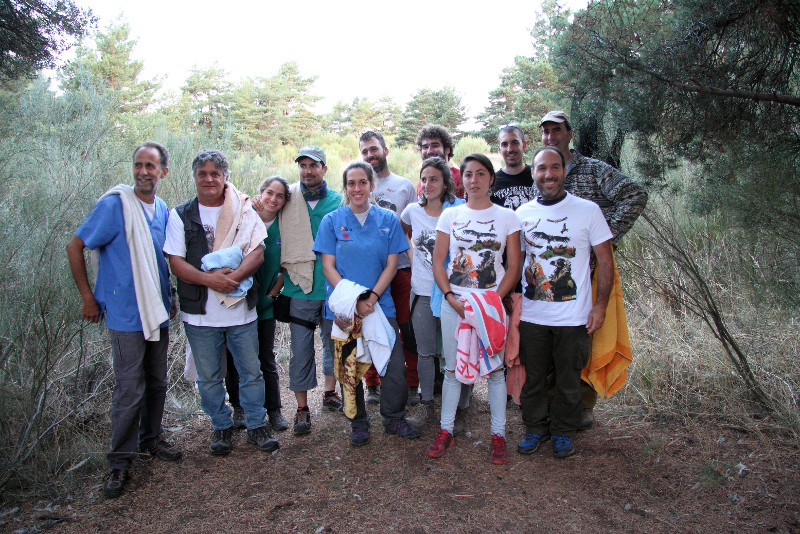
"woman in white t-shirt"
400,157,461,429
426,153,521,465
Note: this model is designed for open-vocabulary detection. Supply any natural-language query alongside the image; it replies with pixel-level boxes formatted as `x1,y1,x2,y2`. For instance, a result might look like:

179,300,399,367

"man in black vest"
164,149,278,456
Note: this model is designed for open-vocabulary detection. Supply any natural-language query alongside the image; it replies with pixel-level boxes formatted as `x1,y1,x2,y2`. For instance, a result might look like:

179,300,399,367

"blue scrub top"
75,194,171,332
313,204,409,319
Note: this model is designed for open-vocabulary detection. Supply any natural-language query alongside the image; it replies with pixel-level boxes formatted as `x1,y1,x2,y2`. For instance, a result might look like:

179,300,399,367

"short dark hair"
192,149,229,179
532,146,566,167
460,153,496,187
359,130,386,148
498,125,525,143
258,175,291,202
416,124,454,159
419,157,455,207
133,141,168,168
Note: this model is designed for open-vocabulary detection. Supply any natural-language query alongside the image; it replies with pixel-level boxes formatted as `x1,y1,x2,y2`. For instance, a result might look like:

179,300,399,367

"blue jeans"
184,321,267,430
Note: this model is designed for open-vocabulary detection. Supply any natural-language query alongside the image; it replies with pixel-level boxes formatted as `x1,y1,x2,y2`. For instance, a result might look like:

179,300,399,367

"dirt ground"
5,350,800,534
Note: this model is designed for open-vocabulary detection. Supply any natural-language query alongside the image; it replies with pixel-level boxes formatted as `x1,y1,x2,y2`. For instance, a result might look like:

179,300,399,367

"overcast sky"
71,0,586,123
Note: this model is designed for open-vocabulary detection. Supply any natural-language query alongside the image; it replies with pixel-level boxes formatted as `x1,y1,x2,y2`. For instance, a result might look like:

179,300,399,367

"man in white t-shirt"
359,130,420,405
164,149,278,456
515,146,613,459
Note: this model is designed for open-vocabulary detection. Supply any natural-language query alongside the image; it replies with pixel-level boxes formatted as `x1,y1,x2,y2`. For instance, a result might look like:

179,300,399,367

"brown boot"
407,400,435,429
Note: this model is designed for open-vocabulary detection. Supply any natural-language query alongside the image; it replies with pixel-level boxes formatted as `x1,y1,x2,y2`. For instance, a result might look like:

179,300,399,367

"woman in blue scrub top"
314,161,421,447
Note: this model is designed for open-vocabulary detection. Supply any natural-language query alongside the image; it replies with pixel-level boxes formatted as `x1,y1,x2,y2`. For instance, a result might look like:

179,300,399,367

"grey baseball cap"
295,145,326,166
539,110,571,129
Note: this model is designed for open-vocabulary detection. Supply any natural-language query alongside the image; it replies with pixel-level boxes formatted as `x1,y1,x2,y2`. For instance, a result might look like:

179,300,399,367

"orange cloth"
582,253,632,399
504,293,525,405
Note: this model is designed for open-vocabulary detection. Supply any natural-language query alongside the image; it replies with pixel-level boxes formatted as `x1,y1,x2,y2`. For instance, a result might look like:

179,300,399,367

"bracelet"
443,291,455,300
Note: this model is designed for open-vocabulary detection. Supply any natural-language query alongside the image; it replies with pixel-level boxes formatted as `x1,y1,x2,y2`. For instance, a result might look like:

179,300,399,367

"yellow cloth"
333,317,372,419
582,253,632,399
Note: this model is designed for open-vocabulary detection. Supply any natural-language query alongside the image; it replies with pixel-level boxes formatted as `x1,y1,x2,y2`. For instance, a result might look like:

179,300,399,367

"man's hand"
205,268,238,294
586,303,606,334
81,296,101,323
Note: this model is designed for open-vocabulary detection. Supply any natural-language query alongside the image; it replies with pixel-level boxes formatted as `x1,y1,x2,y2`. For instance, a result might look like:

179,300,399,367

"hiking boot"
322,391,344,412
385,418,421,439
365,385,380,405
426,429,454,458
490,434,510,465
517,432,550,455
209,427,234,456
406,400,435,429
579,408,594,431
268,410,289,432
453,407,468,436
407,386,420,406
293,409,311,435
143,438,182,461
350,426,370,447
232,406,246,429
552,435,576,458
247,426,280,452
103,468,130,498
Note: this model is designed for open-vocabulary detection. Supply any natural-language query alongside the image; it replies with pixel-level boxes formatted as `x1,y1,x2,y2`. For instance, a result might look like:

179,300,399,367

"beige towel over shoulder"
278,182,316,294
212,182,266,308
92,184,169,342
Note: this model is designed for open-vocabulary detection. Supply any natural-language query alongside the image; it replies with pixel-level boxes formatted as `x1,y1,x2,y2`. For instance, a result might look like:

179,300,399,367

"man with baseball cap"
278,146,344,435
539,110,648,429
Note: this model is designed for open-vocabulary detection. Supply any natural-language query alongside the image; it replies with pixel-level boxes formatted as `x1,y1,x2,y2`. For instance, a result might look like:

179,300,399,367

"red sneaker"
425,429,454,458
490,434,509,465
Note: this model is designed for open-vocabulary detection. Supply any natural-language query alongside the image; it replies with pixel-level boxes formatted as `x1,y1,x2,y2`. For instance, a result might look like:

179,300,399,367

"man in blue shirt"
66,141,181,499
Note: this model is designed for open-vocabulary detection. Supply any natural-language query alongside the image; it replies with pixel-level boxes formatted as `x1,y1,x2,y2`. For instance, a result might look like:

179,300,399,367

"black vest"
174,198,258,314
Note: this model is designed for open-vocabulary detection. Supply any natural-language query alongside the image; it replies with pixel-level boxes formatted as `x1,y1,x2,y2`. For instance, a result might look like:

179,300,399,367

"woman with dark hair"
426,153,521,464
313,161,420,446
225,176,291,433
400,157,463,428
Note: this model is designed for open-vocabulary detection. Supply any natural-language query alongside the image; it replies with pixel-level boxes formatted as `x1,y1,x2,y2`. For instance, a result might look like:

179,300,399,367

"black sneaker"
517,433,550,455
232,406,247,429
103,468,130,498
350,426,370,447
268,410,289,432
385,418,421,439
209,427,234,456
552,435,576,458
143,439,182,461
247,426,280,452
293,409,311,435
322,391,344,412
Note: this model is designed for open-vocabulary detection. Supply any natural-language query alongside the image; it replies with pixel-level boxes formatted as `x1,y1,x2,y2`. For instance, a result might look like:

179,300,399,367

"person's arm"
433,229,465,318
595,161,648,243
167,254,238,294
586,239,613,334
400,220,412,236
266,271,284,299
495,230,521,299
65,235,101,322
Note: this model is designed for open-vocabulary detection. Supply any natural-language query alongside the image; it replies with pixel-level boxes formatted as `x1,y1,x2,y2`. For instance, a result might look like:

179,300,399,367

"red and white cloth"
455,291,507,384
